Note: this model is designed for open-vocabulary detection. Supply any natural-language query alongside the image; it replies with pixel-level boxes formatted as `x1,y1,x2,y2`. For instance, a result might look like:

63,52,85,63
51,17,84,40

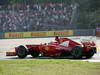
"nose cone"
6,48,16,56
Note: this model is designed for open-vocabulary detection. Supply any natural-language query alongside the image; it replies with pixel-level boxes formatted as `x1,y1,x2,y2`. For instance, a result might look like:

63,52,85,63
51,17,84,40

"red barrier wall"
96,30,100,37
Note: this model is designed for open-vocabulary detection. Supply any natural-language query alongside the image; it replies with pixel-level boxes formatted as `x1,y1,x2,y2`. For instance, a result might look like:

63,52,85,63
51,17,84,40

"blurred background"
0,0,100,38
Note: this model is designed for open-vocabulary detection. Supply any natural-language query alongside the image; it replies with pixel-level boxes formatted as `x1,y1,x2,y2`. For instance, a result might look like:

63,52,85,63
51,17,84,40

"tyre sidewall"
71,46,83,59
16,45,28,58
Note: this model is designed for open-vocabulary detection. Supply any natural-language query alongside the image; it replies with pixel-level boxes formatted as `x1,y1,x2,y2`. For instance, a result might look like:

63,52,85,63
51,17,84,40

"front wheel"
16,45,28,58
71,46,83,59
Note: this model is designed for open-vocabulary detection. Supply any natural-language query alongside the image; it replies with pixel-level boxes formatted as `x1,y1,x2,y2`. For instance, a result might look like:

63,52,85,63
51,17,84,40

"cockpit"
60,41,69,47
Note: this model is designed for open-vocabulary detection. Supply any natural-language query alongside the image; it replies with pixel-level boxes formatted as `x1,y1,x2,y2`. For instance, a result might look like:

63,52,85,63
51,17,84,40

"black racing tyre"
71,46,83,59
85,47,96,58
16,45,28,58
30,50,40,57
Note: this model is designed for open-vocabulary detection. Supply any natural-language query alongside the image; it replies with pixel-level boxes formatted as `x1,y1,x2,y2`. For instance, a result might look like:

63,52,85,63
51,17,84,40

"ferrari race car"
6,36,97,59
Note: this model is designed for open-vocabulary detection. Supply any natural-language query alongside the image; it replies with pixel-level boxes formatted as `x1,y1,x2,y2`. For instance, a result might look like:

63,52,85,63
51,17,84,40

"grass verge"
0,59,100,75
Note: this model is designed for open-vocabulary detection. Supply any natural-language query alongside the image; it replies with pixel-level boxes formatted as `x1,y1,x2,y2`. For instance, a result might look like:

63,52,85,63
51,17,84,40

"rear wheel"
71,46,83,59
16,45,28,58
85,47,96,58
30,50,40,57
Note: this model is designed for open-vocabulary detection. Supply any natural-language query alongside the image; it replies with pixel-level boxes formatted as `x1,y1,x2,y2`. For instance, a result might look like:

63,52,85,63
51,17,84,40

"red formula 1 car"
6,36,97,59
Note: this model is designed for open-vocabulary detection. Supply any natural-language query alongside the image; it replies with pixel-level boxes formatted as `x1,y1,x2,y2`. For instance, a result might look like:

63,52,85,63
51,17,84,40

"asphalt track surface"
0,36,100,62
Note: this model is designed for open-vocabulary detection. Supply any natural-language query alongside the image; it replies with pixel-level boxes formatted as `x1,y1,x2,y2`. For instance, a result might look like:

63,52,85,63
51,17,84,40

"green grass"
0,59,100,75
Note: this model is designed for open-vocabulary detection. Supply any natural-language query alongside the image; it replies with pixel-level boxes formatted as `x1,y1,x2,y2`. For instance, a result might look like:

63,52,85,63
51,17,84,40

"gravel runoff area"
0,36,100,62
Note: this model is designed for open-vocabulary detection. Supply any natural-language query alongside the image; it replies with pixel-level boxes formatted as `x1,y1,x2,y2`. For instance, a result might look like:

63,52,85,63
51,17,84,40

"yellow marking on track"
97,46,100,50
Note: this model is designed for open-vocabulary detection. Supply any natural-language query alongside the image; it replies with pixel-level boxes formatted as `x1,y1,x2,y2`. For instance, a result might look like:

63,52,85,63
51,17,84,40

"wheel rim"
17,49,26,56
71,46,83,58
72,49,80,57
